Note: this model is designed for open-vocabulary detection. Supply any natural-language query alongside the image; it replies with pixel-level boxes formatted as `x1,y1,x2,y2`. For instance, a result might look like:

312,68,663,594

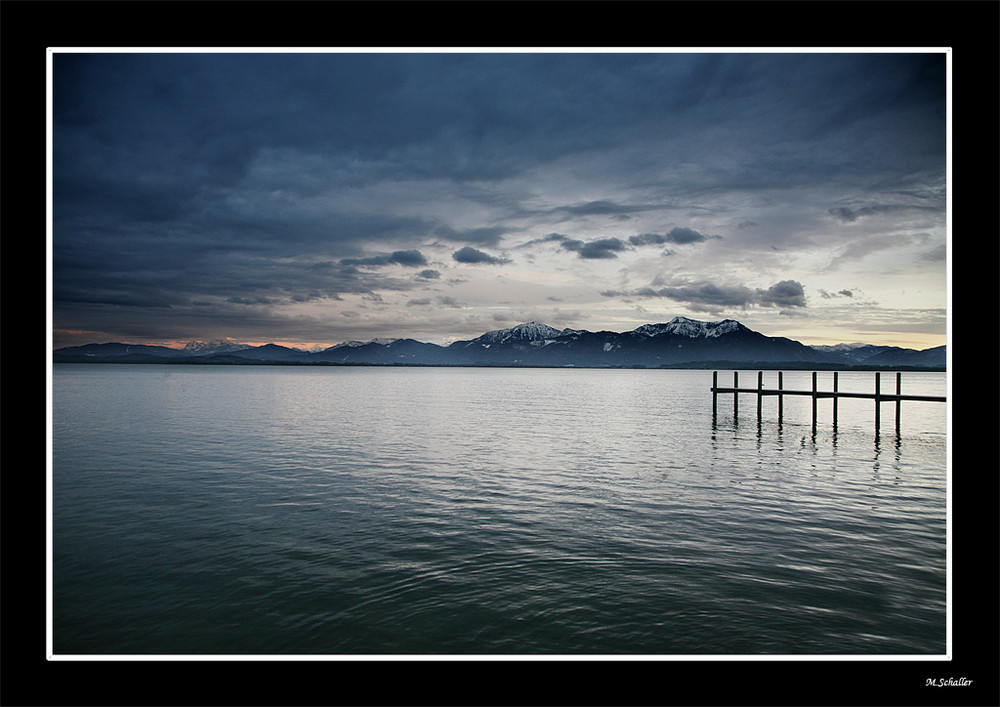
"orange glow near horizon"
53,326,948,353
156,339,332,351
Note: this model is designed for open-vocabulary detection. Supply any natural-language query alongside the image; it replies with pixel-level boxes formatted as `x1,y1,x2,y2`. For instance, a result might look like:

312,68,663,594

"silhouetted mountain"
445,322,573,365
810,343,904,363
52,342,190,359
52,317,946,369
525,320,837,368
310,338,450,365
182,340,253,355
218,343,313,361
863,345,946,368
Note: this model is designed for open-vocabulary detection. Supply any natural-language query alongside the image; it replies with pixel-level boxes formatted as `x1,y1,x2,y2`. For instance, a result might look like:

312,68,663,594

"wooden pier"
711,370,946,432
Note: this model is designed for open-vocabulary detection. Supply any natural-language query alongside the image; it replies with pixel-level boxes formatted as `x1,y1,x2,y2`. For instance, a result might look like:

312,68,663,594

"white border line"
46,46,953,662
48,46,954,54
46,47,56,662
944,45,954,662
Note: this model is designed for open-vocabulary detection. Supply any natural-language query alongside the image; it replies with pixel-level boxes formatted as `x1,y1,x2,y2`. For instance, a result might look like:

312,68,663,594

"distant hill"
53,317,946,370
811,342,946,368
51,342,190,360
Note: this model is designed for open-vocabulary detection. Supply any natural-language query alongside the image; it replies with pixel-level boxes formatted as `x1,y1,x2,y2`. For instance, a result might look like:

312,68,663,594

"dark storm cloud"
628,227,717,246
452,246,511,265
518,233,571,248
827,204,942,223
554,200,680,220
635,282,759,308
561,200,637,216
757,280,807,308
560,237,630,260
819,289,855,299
340,249,429,268
522,233,631,259
55,51,947,205
529,228,713,260
53,52,583,336
227,295,285,305
433,225,510,246
921,245,947,263
603,279,807,310
408,295,463,309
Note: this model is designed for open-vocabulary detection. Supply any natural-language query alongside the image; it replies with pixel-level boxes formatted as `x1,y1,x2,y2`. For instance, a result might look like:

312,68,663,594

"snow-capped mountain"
464,322,565,346
53,317,946,369
182,340,252,355
810,342,897,361
441,316,836,366
632,317,746,338
811,342,871,353
326,337,400,350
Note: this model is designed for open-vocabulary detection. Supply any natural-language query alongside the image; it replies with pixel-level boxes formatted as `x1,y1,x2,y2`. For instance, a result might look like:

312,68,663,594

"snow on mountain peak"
182,340,251,354
633,316,744,338
477,322,563,344
811,342,872,352
330,337,400,349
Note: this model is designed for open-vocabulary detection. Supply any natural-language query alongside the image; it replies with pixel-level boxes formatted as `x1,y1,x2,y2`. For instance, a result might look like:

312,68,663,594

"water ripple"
52,365,947,655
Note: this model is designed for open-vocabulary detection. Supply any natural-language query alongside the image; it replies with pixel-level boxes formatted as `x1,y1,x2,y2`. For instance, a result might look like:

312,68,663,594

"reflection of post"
832,371,839,427
874,371,881,431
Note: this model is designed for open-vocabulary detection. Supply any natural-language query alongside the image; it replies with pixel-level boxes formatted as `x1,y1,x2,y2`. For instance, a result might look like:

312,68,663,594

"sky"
49,49,949,351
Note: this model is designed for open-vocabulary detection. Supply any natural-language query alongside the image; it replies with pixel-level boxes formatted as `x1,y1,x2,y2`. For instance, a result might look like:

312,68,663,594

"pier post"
832,371,839,427
757,371,763,420
733,371,739,417
811,371,818,430
777,371,784,423
874,371,881,431
712,371,718,417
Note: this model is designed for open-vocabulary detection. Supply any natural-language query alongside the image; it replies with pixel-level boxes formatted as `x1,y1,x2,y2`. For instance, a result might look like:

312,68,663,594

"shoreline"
51,358,947,373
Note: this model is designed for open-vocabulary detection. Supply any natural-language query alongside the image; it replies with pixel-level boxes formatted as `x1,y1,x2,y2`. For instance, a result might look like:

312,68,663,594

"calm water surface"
51,365,948,655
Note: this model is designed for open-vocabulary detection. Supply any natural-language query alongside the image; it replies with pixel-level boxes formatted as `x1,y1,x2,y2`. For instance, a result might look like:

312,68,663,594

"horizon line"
52,316,948,354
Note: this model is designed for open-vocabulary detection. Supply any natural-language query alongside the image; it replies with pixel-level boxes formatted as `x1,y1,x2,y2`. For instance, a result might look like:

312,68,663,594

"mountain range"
52,317,947,370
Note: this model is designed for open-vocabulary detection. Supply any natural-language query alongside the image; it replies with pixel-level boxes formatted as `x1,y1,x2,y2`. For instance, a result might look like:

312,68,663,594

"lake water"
49,364,948,656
